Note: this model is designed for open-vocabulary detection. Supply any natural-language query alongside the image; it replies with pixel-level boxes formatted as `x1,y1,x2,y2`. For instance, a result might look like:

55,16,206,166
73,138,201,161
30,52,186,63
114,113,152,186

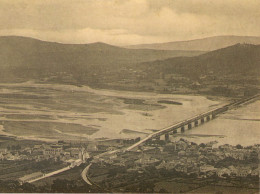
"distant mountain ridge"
0,36,203,82
0,36,259,93
0,36,203,67
126,35,260,51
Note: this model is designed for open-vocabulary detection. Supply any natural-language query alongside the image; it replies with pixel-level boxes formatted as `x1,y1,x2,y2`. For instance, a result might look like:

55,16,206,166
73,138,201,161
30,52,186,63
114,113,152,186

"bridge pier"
188,123,192,130
125,96,260,152
181,126,185,133
201,118,205,124
165,133,169,141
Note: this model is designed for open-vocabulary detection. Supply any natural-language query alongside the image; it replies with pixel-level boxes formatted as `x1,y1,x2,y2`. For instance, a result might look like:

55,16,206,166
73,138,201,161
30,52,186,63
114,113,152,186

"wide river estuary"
0,82,259,146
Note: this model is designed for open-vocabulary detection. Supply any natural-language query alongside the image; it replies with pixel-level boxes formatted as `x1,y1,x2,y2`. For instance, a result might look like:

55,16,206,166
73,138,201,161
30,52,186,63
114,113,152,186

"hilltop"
143,43,260,77
134,43,260,96
126,35,260,51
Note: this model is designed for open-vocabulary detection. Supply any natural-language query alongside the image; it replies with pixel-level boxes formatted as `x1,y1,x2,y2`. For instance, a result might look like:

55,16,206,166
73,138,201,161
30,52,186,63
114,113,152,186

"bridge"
82,94,259,185
126,94,259,151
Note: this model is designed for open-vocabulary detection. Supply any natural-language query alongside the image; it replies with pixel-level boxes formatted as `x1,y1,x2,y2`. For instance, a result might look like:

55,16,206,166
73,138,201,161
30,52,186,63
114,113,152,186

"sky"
0,0,259,45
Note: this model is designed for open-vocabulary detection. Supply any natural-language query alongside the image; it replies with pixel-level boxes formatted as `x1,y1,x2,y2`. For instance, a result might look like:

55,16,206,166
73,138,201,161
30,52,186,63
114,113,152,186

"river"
176,100,260,146
0,82,226,141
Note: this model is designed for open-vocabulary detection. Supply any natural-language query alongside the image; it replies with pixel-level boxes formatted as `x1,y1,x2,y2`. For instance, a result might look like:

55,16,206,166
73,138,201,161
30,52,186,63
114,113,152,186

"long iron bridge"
126,94,259,151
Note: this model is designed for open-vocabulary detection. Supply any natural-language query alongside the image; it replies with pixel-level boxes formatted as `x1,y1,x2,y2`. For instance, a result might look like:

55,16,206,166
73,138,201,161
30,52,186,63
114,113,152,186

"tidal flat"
0,82,224,141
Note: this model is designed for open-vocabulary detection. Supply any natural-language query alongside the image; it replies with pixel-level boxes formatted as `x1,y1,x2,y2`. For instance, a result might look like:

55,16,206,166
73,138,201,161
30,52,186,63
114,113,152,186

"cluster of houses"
157,139,259,178
0,142,94,162
156,161,259,178
0,147,25,161
1,137,259,186
95,138,259,179
0,137,140,163
0,141,99,184
0,137,142,163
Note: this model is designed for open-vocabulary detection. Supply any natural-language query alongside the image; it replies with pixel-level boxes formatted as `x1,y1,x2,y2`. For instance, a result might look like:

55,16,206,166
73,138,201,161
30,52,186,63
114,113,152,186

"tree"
236,144,243,149
138,180,155,193
199,143,206,148
159,188,168,193
51,179,72,192
20,183,37,192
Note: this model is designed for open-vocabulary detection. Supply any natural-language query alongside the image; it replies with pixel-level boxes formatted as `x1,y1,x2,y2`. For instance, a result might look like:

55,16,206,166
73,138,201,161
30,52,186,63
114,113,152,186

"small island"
157,100,183,105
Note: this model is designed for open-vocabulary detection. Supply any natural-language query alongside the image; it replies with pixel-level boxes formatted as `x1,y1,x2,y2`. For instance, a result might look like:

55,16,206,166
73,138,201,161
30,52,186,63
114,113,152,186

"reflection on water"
179,100,260,146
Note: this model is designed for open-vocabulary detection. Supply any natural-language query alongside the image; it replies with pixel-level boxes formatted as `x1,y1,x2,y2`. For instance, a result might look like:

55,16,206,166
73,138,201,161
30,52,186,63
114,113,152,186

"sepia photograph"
0,0,259,193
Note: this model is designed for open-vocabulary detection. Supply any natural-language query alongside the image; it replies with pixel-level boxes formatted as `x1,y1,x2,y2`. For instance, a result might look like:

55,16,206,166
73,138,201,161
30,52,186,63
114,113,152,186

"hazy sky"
0,0,259,45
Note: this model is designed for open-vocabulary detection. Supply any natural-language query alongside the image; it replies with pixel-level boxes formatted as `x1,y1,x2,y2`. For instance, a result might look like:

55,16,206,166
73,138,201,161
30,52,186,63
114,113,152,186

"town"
0,137,140,184
0,134,259,193
88,137,259,192
0,95,259,192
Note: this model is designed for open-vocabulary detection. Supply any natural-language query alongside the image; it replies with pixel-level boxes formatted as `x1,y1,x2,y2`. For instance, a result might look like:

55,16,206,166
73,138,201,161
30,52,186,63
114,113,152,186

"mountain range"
0,36,259,87
126,35,260,51
0,36,202,67
0,36,203,82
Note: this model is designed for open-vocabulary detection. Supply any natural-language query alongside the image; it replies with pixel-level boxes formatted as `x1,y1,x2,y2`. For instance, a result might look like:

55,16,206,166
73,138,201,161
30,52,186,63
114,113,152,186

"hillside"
129,43,259,96
0,36,259,96
142,43,260,77
0,36,204,82
126,36,260,51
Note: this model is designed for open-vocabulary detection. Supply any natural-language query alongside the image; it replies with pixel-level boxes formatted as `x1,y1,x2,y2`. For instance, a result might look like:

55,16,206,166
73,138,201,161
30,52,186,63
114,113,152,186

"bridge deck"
126,106,222,151
126,94,259,151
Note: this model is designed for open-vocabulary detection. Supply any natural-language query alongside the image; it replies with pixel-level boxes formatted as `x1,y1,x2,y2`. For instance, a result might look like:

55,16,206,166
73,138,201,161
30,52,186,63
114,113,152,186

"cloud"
0,0,259,45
